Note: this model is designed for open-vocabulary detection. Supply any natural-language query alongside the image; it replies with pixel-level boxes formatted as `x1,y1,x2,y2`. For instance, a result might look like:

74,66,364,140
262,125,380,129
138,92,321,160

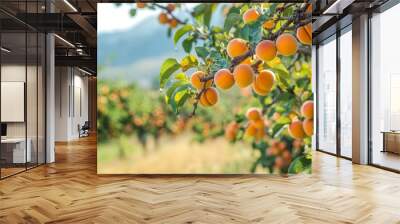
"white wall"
55,67,89,141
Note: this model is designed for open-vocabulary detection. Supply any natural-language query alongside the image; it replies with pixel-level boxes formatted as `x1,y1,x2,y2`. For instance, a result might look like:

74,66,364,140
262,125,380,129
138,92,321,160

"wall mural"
97,2,313,174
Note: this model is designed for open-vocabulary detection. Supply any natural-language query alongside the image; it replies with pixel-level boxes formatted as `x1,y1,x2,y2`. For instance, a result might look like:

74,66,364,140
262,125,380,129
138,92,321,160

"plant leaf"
174,24,193,45
160,58,180,88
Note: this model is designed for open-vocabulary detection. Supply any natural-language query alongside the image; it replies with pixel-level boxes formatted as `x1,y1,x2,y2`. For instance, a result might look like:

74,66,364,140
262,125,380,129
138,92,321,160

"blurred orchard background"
98,2,313,174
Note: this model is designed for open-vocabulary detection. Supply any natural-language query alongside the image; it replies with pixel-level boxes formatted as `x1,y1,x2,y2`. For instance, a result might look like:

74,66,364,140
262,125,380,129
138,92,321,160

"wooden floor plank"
0,135,400,223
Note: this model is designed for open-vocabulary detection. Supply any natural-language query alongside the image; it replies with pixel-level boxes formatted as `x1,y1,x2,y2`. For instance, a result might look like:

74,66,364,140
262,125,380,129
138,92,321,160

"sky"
97,3,199,33
97,3,158,33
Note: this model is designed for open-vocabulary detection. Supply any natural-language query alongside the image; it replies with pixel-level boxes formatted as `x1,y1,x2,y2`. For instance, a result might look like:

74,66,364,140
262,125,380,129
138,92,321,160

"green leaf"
180,55,198,72
182,37,194,53
288,156,312,174
129,8,136,17
195,46,209,59
170,84,192,113
160,58,180,88
276,116,291,125
203,4,213,28
270,123,286,138
174,24,193,45
224,13,241,31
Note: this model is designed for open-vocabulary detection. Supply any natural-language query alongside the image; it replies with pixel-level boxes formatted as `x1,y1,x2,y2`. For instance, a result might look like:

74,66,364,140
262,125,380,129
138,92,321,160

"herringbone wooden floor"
1,135,400,224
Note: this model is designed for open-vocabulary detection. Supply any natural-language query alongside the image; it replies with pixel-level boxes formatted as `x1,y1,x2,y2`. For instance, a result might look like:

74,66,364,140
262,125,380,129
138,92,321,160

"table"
381,131,400,154
1,138,31,163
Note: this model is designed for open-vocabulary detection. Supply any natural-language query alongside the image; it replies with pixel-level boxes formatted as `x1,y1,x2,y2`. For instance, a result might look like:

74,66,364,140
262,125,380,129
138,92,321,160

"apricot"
288,120,306,139
214,69,234,90
301,100,314,119
225,122,239,141
282,150,292,165
233,64,254,88
167,3,176,12
158,13,169,24
169,19,178,28
263,20,275,30
276,33,298,56
255,40,277,62
255,126,265,140
251,119,265,129
275,157,285,169
243,8,260,24
199,87,219,107
267,146,279,156
303,119,314,136
227,38,248,58
296,23,312,45
245,123,258,137
240,57,252,65
306,4,312,13
252,69,275,96
191,71,212,90
246,107,262,121
136,2,146,8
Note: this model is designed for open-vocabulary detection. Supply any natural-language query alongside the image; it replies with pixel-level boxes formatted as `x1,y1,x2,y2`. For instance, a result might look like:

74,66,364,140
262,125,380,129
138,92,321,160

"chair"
79,121,90,138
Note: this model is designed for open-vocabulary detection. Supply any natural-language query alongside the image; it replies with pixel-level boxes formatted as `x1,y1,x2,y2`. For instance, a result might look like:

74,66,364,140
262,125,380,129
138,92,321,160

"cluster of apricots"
136,3,178,28
225,121,240,141
190,6,311,108
266,140,292,169
288,100,314,139
244,108,267,140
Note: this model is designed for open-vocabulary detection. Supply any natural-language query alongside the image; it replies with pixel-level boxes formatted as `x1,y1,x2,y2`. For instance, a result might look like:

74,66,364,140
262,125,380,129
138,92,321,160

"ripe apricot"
276,33,298,56
263,20,275,30
296,23,312,45
225,122,239,141
288,120,306,139
199,87,219,107
214,69,234,90
246,107,262,121
306,4,312,13
227,38,248,58
301,100,314,119
303,119,314,136
243,8,260,24
167,3,176,12
251,119,265,129
252,69,275,96
169,19,178,28
191,71,212,90
240,57,252,65
255,40,277,62
136,2,146,8
282,150,292,165
245,123,258,137
233,64,254,88
275,157,285,169
158,13,169,24
256,126,265,140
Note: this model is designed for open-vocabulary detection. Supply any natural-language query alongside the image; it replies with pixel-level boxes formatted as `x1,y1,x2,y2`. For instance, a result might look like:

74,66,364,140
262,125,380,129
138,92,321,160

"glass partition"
317,36,337,154
339,28,352,158
371,4,400,171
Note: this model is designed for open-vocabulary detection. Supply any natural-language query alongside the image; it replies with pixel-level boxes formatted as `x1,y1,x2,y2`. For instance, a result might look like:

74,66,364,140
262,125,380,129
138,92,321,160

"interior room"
0,0,399,223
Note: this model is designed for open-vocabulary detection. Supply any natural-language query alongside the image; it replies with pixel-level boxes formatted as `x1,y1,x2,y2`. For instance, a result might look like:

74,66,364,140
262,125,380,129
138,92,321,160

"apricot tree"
133,2,313,174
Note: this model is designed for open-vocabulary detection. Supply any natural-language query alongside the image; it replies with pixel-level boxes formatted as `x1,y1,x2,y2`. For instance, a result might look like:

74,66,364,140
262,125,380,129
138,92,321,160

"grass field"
98,134,261,174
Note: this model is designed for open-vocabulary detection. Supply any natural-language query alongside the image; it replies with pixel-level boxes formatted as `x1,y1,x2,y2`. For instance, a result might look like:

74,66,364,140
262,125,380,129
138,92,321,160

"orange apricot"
296,23,312,45
245,123,258,137
256,126,265,140
276,33,298,56
214,69,234,90
303,119,314,136
227,38,248,58
199,87,219,107
240,57,252,65
169,19,178,28
252,69,275,96
136,2,146,8
301,100,314,119
243,8,260,24
233,64,254,88
158,13,169,24
225,121,239,141
246,107,262,121
255,40,277,62
288,120,306,139
263,20,275,30
306,4,312,13
167,3,176,12
251,119,265,129
282,150,292,165
191,71,212,90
